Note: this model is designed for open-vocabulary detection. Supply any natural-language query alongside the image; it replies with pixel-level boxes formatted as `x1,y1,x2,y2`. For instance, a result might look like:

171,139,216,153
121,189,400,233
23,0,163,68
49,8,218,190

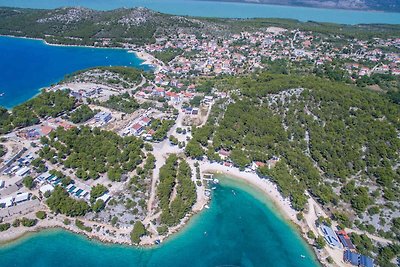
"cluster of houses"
2,153,34,179
139,25,399,81
17,118,74,140
35,172,89,201
69,87,103,100
216,149,281,171
344,63,400,77
0,192,31,208
35,172,110,204
136,85,198,104
320,224,374,267
123,116,152,137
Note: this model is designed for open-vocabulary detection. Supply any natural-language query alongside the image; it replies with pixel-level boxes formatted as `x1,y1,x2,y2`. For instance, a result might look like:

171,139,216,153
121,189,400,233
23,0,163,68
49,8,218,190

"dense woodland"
40,126,144,181
188,73,400,241
0,90,76,134
157,154,196,227
46,186,90,216
151,119,175,141
68,104,97,123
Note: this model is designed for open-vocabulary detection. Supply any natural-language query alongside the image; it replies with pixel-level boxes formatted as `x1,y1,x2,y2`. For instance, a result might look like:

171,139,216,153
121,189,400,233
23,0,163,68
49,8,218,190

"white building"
14,192,30,204
0,196,14,208
39,184,55,195
15,166,30,177
97,193,111,203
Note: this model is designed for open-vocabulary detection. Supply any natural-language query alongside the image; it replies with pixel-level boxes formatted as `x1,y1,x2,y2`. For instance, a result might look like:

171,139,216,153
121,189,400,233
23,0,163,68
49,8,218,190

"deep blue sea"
0,0,399,24
0,176,320,267
0,36,151,108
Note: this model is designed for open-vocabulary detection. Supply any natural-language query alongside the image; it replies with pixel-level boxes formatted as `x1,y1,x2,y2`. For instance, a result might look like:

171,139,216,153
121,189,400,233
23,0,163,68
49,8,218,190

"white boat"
300,255,305,259
213,178,219,184
0,93,4,97
204,205,210,209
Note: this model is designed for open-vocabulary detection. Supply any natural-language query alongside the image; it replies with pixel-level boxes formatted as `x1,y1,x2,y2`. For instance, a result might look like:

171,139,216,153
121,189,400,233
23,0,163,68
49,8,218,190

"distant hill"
1,6,400,49
201,0,400,12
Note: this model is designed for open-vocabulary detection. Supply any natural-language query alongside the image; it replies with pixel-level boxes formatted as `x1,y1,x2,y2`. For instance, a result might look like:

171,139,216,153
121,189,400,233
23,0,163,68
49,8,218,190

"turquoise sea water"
0,36,151,108
0,176,320,267
0,0,400,24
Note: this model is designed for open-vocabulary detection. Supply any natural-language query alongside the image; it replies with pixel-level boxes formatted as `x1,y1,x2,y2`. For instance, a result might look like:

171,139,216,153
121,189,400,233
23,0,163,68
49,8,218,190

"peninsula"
0,7,399,267
200,0,400,12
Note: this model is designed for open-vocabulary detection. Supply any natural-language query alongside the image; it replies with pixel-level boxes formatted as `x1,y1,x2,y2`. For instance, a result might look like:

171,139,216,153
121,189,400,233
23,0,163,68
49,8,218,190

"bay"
0,36,151,108
0,0,399,24
0,176,320,267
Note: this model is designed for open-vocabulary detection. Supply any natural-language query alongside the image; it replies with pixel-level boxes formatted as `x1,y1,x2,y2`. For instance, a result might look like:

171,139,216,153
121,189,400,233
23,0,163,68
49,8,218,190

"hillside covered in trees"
187,73,400,240
0,6,399,48
0,90,76,134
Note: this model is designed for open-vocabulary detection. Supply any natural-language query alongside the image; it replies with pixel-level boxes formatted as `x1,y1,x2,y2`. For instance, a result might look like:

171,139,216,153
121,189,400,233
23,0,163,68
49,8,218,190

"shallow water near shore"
0,175,320,267
0,36,151,108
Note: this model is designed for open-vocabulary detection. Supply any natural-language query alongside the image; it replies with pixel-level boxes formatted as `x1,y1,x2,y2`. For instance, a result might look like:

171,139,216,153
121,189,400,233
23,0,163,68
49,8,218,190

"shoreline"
0,34,154,64
198,0,390,14
0,3,397,25
0,34,124,50
0,201,210,250
200,162,335,266
0,163,329,266
0,167,303,247
134,51,163,72
0,34,154,110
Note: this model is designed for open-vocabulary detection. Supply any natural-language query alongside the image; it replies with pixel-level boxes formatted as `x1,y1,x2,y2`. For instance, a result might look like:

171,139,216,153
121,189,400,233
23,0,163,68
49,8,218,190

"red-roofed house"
153,87,165,97
252,161,266,170
166,91,181,103
58,121,74,130
140,117,151,126
131,123,144,136
40,125,54,136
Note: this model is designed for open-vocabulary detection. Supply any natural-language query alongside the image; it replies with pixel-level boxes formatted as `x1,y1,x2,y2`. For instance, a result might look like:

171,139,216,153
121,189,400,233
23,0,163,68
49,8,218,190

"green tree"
35,211,47,220
23,176,35,189
130,221,146,244
92,199,105,213
315,236,326,249
90,184,108,203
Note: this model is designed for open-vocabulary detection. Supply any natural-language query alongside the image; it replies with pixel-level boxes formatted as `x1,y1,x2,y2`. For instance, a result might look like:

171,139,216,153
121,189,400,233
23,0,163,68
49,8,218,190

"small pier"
203,173,214,181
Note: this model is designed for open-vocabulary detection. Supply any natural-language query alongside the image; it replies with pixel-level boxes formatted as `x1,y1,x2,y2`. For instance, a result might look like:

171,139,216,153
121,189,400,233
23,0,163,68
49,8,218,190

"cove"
0,36,151,108
0,175,320,267
0,0,400,24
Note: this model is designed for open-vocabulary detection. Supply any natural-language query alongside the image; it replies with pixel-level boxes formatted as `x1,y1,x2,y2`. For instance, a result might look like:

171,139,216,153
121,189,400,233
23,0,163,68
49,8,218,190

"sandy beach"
200,161,345,267
201,162,298,223
134,51,163,72
0,158,343,266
